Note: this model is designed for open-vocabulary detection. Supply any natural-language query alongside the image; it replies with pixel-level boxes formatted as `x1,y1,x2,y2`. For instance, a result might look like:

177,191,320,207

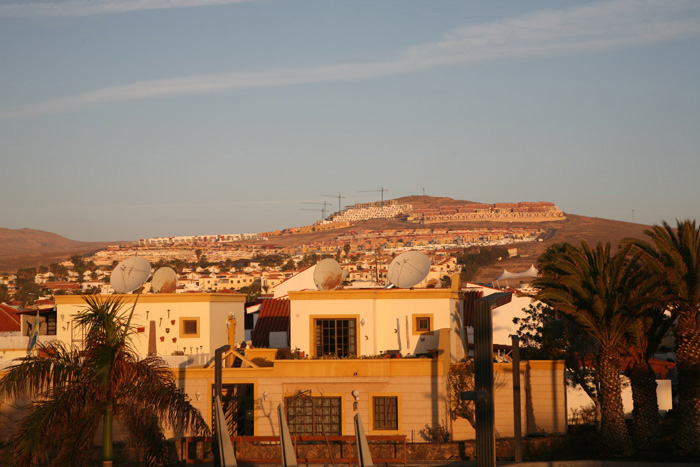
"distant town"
0,200,562,301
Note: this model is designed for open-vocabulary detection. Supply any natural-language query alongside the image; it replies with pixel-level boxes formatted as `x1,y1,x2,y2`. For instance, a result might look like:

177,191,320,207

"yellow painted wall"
1,357,566,444
288,289,464,359
54,294,246,358
168,357,448,439
525,360,567,434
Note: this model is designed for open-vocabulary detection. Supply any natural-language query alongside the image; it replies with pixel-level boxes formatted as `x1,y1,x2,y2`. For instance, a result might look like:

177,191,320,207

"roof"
0,303,21,332
462,289,485,327
251,298,290,348
495,265,539,281
43,281,81,291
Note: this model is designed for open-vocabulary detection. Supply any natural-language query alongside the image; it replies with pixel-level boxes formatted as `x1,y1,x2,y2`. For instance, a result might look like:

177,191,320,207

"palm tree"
0,295,209,466
625,219,700,455
624,304,672,450
534,241,654,456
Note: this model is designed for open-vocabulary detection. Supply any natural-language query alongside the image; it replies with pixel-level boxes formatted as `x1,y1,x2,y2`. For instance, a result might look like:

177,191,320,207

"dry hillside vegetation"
0,228,120,273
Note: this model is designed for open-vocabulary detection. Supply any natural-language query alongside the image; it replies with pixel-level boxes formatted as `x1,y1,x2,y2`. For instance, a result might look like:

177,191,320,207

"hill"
254,196,652,283
469,213,650,283
0,197,654,280
0,228,124,273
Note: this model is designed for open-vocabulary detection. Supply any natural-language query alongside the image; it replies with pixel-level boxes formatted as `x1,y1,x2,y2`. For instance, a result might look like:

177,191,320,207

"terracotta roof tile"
0,303,21,332
462,290,484,327
251,298,290,348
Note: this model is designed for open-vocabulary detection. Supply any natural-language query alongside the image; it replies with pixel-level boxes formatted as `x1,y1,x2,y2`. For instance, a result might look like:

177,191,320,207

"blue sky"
1,0,699,241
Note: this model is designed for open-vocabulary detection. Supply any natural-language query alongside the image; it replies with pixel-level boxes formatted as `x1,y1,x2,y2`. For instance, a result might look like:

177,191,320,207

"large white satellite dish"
313,258,343,291
110,257,151,293
151,267,177,293
387,251,431,288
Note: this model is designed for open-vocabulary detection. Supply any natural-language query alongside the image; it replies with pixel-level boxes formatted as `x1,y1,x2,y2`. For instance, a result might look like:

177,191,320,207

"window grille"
373,396,398,430
314,319,356,358
285,395,342,436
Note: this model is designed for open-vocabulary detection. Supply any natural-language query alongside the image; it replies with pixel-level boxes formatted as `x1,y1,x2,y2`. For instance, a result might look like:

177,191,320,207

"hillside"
0,197,654,278
0,228,123,273
469,214,650,283
254,196,652,283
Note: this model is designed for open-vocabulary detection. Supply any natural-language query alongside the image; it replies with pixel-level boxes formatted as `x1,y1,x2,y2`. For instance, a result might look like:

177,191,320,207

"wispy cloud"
47,198,324,210
2,0,699,119
0,0,255,18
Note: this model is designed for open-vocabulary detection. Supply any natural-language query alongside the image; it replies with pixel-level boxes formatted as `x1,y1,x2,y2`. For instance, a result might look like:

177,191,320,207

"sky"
1,0,699,242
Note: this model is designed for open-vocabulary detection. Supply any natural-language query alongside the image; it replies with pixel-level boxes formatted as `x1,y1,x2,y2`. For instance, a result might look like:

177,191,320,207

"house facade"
53,293,246,358
2,288,567,448
288,287,466,360
165,330,566,441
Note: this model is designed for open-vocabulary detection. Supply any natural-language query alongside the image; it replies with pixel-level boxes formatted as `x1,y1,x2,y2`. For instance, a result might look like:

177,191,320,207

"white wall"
464,283,536,346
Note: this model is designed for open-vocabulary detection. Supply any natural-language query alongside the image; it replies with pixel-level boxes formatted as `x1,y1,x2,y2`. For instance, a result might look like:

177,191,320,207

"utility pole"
301,207,325,221
321,193,346,215
301,201,330,220
358,187,389,206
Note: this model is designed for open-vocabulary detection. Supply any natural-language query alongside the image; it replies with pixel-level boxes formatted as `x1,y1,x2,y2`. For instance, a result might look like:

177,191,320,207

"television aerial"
110,257,151,293
387,251,430,288
357,187,389,206
313,258,344,291
151,267,177,293
320,193,346,215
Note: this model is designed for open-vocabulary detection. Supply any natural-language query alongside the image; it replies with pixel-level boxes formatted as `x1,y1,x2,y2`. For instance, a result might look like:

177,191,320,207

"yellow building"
54,293,246,358
288,288,466,360
170,333,566,441
2,291,567,449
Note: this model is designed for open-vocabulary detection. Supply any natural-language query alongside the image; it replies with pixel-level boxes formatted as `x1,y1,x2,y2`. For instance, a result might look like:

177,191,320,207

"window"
373,396,398,430
285,395,342,436
180,317,200,337
213,384,255,436
412,314,433,335
314,318,356,358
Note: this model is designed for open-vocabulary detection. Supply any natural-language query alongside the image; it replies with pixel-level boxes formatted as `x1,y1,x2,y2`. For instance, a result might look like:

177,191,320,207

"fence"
181,434,407,466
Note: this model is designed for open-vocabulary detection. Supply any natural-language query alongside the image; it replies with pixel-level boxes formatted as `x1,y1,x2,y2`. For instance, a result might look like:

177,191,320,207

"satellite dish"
151,267,177,293
387,251,431,288
110,257,151,293
313,258,343,291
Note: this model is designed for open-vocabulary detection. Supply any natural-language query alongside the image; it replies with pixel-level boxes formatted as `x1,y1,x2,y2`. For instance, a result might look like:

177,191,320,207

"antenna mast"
321,193,346,216
358,187,389,206
301,201,331,220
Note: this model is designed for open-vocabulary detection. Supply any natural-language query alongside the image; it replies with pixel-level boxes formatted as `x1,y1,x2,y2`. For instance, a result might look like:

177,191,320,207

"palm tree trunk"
675,315,700,456
597,346,633,456
102,405,114,467
628,361,662,450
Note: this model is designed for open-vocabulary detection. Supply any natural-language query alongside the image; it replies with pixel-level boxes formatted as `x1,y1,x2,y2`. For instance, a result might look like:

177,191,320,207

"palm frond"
117,356,210,436
1,384,101,467
0,293,209,465
534,240,653,348
120,407,169,467
0,341,82,400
